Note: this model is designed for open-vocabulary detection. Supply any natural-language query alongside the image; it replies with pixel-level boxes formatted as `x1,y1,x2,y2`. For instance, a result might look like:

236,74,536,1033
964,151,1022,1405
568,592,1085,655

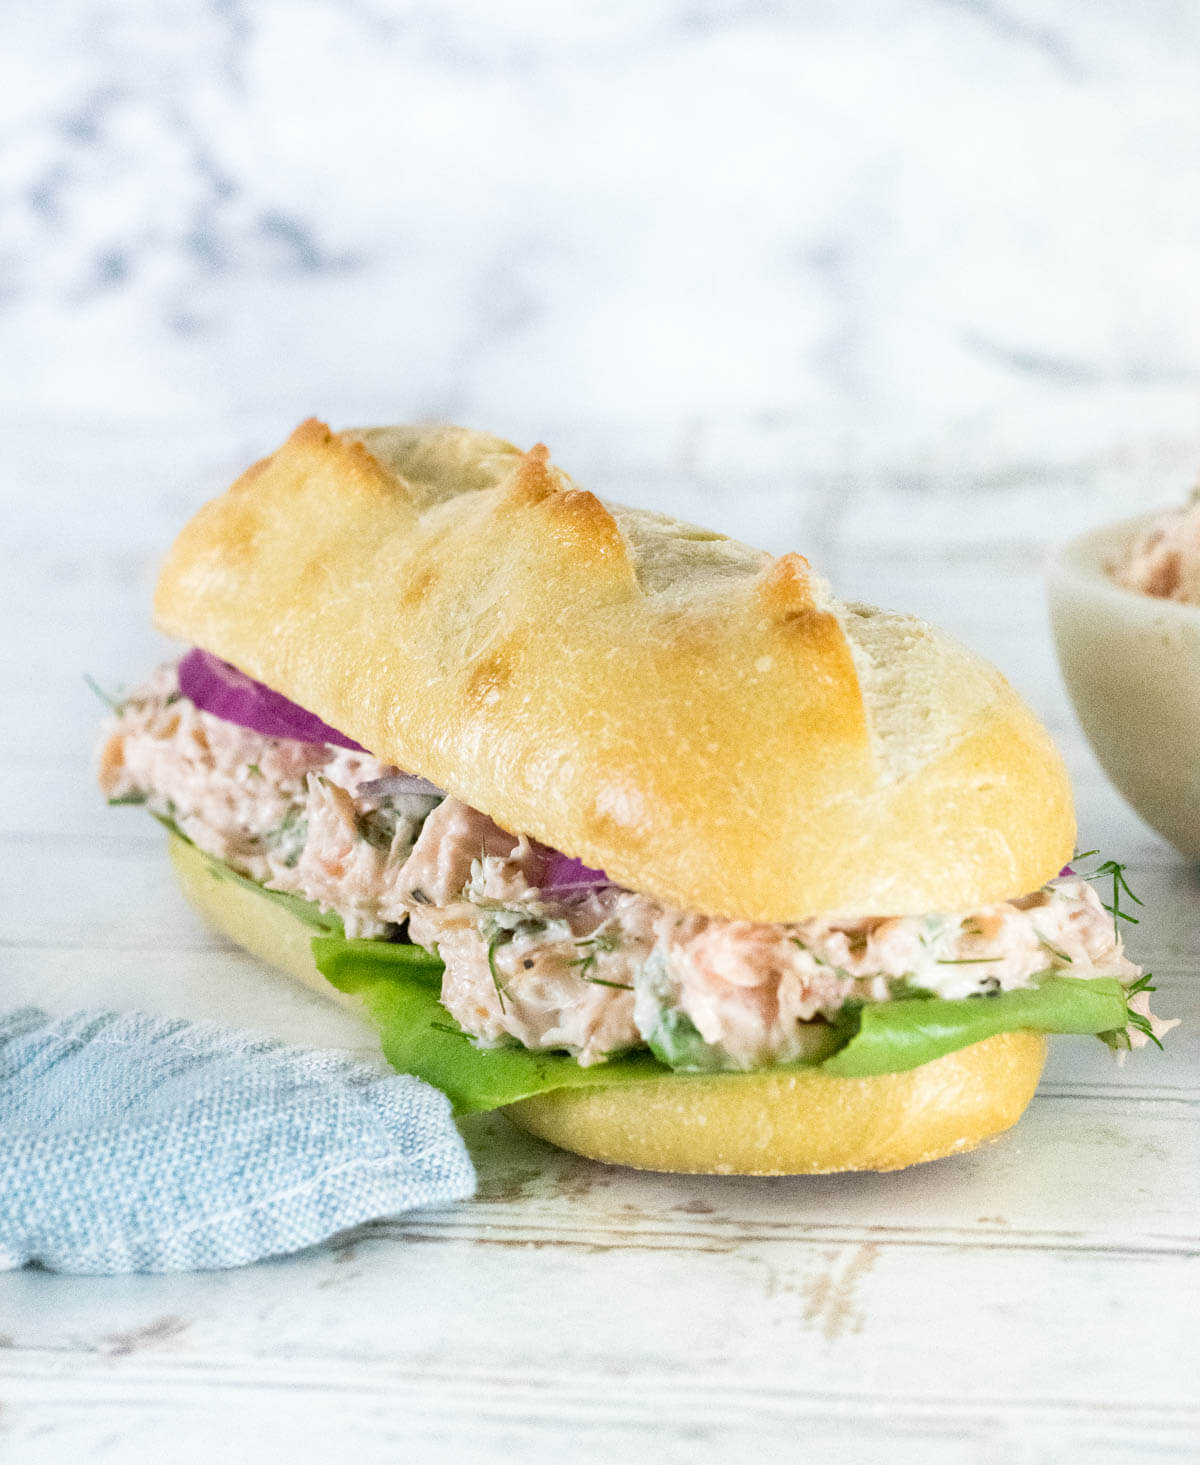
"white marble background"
4,0,1200,486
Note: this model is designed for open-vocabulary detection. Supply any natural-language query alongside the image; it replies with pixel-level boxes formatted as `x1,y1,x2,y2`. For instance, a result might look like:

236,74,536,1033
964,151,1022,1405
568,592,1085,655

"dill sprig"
1099,973,1165,1052
1123,972,1164,1050
1095,859,1143,925
1074,853,1144,925
1037,934,1073,964
430,1020,472,1041
1125,1011,1163,1049
83,673,125,714
570,927,619,982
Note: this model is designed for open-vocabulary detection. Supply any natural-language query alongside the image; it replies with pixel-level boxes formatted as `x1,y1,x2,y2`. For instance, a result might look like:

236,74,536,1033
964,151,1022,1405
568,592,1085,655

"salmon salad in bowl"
1049,480,1200,859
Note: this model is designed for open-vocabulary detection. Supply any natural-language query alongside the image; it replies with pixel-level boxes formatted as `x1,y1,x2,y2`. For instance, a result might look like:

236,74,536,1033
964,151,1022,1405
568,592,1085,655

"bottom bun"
169,831,1047,1174
167,832,361,1010
505,1034,1045,1174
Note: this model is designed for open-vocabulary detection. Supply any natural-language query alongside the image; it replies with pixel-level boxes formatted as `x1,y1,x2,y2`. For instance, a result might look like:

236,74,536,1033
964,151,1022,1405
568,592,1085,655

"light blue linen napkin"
0,1007,475,1273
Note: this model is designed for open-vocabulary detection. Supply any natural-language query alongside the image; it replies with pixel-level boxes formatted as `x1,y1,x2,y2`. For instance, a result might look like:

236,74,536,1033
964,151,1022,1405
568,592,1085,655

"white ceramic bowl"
1048,511,1200,857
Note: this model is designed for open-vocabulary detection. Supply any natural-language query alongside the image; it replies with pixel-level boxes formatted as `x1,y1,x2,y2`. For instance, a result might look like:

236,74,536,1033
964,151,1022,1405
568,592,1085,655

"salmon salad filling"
1112,484,1200,603
100,662,1163,1070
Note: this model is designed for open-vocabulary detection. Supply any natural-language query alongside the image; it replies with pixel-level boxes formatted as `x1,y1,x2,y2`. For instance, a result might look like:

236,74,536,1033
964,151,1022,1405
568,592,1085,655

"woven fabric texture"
0,1007,475,1273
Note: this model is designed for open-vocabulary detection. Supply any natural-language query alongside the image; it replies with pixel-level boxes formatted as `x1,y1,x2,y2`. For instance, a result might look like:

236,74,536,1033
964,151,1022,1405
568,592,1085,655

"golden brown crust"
156,419,1074,918
168,831,1046,1175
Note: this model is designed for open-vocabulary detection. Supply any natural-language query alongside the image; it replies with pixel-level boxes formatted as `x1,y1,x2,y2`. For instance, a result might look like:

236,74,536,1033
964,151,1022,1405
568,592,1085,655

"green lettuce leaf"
313,934,1131,1113
313,936,674,1113
820,977,1128,1077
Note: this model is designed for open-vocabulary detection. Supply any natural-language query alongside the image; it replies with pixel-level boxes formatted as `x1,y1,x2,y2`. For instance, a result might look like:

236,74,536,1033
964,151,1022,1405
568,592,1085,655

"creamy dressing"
102,662,1149,1068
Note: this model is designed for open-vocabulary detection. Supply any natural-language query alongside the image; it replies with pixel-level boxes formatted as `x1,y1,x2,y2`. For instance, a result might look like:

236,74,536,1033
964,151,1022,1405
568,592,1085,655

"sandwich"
97,419,1171,1174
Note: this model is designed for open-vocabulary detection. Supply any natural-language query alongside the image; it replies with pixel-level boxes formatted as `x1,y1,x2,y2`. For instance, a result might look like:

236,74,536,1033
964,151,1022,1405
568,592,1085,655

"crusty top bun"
155,420,1074,920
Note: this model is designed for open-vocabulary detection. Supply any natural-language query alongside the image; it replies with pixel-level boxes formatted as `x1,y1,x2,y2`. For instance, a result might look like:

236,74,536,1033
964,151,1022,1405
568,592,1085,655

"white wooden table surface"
2,421,1198,1464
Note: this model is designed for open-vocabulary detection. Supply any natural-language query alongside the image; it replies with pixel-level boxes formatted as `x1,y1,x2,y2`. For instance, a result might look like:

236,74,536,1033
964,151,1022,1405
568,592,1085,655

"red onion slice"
178,649,364,750
540,851,611,895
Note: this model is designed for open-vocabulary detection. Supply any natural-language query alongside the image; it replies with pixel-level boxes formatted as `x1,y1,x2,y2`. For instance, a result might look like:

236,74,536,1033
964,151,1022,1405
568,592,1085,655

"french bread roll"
155,420,1074,920
168,832,1047,1174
